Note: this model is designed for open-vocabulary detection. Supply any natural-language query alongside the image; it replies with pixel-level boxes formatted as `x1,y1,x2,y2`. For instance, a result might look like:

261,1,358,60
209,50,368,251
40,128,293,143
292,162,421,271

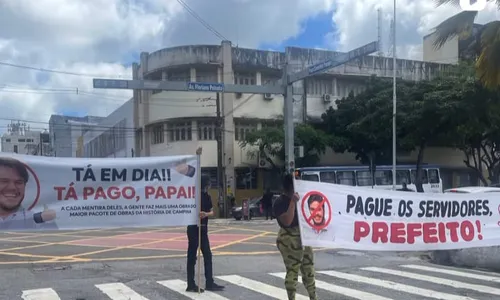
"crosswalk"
19,263,500,299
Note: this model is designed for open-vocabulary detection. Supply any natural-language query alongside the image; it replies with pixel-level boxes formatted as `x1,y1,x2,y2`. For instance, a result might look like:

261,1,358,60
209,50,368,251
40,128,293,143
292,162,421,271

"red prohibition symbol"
300,190,332,231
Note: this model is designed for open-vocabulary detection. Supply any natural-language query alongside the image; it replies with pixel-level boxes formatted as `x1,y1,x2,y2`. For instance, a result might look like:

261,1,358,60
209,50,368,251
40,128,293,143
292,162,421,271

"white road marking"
95,282,149,300
21,288,61,300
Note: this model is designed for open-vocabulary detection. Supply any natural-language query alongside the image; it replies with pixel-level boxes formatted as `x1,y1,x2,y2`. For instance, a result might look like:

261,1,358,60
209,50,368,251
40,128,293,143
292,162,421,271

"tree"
440,64,500,185
397,77,466,191
320,77,417,187
431,0,500,89
239,123,331,173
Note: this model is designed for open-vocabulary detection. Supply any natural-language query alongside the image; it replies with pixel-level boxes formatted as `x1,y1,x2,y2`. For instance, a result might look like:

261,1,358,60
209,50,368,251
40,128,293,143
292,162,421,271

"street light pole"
392,0,397,190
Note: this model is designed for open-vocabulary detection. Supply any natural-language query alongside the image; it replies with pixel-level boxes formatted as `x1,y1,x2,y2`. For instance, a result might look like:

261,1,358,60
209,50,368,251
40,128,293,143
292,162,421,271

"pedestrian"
273,173,317,300
186,147,225,293
261,188,274,220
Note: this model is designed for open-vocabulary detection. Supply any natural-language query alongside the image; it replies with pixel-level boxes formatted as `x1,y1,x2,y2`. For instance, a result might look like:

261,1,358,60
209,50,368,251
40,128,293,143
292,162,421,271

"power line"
0,53,461,83
0,61,131,79
176,0,227,41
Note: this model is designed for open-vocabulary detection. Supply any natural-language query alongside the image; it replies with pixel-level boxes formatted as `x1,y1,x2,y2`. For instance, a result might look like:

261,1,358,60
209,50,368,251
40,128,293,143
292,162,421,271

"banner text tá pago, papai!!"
0,153,199,231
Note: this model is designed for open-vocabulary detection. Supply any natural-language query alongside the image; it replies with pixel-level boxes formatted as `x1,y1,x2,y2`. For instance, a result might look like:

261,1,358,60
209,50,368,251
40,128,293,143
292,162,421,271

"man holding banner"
273,174,317,300
185,148,225,293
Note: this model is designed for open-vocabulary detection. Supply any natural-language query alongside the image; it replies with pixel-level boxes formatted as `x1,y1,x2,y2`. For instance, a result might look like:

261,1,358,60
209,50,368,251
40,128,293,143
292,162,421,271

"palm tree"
431,0,500,89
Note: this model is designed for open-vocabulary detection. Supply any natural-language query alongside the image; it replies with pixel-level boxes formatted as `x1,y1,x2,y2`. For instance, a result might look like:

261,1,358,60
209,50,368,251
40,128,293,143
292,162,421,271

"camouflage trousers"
276,227,317,300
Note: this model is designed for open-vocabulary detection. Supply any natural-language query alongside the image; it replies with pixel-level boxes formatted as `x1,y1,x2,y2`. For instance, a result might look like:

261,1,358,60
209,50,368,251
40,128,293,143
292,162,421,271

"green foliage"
239,123,331,171
441,64,500,184
431,1,500,89
321,76,414,166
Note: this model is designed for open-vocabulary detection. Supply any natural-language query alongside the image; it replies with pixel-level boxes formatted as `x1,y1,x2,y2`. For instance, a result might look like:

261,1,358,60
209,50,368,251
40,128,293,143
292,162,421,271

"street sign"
188,82,224,92
93,78,284,94
93,79,129,89
288,41,379,83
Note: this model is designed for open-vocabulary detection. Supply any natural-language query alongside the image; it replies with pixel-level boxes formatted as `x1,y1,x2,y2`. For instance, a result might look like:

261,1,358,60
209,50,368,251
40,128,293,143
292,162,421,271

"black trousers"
265,205,273,219
186,225,213,286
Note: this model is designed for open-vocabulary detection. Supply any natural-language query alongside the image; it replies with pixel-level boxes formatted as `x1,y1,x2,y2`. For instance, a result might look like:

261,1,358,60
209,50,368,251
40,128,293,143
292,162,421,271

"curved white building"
132,41,475,205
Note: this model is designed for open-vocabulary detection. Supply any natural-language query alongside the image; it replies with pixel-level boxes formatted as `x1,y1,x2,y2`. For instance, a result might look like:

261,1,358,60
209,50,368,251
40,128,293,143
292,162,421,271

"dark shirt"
273,194,299,228
262,192,273,207
200,191,213,226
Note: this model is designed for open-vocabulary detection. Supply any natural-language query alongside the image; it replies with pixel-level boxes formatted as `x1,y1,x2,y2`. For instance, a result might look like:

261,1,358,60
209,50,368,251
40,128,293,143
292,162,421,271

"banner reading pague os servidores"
295,179,500,251
0,153,199,231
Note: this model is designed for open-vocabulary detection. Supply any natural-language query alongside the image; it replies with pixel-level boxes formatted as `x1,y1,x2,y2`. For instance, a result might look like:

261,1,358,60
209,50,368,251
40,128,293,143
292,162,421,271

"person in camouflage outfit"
273,174,317,300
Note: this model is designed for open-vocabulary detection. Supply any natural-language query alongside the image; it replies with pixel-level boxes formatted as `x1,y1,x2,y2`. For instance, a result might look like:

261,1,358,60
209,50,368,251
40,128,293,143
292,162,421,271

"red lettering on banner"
55,185,196,201
353,220,484,244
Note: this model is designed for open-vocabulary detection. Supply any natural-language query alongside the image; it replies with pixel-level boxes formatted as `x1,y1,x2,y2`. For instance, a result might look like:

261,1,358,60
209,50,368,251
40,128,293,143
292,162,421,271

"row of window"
83,119,127,157
2,138,35,143
302,169,440,186
149,121,259,144
147,69,365,96
305,79,364,97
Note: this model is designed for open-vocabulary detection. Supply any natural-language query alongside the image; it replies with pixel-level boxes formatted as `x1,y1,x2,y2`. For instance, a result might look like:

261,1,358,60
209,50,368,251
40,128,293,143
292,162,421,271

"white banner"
295,179,500,251
0,153,199,231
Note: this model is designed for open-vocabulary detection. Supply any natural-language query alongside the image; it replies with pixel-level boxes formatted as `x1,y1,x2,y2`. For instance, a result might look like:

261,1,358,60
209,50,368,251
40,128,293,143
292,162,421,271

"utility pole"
215,92,225,218
283,63,295,175
392,0,397,190
39,132,43,156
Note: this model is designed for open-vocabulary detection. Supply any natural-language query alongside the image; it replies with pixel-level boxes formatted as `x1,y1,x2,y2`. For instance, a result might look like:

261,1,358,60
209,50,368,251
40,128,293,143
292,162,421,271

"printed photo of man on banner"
299,189,336,243
0,157,57,230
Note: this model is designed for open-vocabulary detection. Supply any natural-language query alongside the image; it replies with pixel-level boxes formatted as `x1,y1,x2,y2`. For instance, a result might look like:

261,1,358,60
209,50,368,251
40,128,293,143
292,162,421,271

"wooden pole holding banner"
196,148,202,294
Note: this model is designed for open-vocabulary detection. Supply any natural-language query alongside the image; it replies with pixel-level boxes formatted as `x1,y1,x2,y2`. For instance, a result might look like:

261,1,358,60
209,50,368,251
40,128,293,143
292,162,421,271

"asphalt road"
2,219,500,299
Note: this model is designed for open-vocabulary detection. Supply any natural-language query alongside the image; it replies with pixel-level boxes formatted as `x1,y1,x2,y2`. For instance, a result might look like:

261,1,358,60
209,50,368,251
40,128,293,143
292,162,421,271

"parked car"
231,194,280,220
443,186,500,193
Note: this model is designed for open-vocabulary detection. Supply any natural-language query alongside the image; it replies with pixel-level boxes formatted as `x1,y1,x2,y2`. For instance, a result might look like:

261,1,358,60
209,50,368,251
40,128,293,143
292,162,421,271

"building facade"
48,115,104,157
81,98,135,158
1,121,42,154
131,41,473,209
423,23,483,64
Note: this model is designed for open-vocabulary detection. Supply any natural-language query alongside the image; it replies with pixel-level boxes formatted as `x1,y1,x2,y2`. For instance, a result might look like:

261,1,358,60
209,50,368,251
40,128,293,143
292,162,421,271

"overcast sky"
0,0,498,137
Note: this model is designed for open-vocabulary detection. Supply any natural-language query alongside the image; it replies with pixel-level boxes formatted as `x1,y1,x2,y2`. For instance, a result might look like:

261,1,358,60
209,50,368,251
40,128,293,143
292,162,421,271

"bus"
295,164,443,193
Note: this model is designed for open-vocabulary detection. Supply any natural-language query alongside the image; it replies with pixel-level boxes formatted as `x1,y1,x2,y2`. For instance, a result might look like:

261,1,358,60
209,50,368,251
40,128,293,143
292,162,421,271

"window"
234,72,256,85
201,168,219,187
169,121,192,142
319,171,336,184
235,168,258,189
198,121,217,140
337,171,355,186
136,129,143,150
356,171,373,186
306,78,333,95
375,170,392,185
302,173,319,182
428,169,440,184
5,139,10,142
168,70,190,82
396,170,411,185
13,145,18,153
18,139,25,142
234,122,257,141
410,169,428,184
151,124,164,145
196,70,218,83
